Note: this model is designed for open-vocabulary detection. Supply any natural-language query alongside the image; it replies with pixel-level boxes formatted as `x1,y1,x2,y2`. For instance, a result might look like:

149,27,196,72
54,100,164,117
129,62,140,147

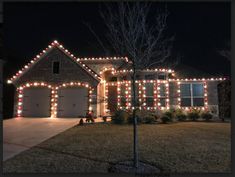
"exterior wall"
83,60,127,74
218,80,231,119
14,48,99,88
90,87,98,117
9,46,223,117
12,48,101,117
97,82,106,116
13,89,18,117
169,81,178,108
207,81,219,116
0,59,3,119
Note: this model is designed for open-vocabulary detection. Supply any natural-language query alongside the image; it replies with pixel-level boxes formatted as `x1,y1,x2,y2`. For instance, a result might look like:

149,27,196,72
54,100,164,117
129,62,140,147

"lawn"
3,122,231,173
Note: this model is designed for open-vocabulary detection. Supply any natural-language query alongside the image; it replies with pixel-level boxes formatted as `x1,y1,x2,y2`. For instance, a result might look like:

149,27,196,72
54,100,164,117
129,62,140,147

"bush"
164,110,174,119
112,110,129,124
175,109,187,121
144,115,157,124
128,110,158,124
161,115,171,124
201,111,213,121
127,115,143,124
176,112,187,121
187,109,200,121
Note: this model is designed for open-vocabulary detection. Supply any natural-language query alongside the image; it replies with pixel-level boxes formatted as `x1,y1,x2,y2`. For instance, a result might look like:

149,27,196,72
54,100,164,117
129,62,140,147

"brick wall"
12,48,100,117
207,81,219,116
169,82,178,107
14,48,99,88
218,80,231,119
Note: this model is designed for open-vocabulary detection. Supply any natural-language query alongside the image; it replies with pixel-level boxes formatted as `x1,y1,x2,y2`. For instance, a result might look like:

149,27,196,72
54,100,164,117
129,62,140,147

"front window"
159,83,166,107
53,61,60,74
131,83,139,106
158,72,166,80
146,83,154,107
145,74,155,80
180,83,204,107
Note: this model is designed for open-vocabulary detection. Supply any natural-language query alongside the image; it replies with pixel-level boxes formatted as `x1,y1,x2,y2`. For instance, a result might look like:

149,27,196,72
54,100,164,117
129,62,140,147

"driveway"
3,117,80,161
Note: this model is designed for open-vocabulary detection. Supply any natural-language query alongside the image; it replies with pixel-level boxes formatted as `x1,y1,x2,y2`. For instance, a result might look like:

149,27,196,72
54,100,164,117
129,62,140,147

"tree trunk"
132,68,138,168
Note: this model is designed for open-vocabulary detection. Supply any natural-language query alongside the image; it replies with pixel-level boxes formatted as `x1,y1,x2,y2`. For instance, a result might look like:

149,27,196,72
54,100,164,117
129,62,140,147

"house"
7,40,227,118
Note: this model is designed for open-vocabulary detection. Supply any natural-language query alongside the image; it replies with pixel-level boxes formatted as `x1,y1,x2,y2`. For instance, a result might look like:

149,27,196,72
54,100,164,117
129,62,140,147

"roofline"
78,57,130,63
7,40,101,84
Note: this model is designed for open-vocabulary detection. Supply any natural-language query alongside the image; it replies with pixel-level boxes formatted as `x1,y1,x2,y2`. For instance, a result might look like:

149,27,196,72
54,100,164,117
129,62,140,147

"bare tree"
87,2,174,169
218,50,230,61
217,41,231,61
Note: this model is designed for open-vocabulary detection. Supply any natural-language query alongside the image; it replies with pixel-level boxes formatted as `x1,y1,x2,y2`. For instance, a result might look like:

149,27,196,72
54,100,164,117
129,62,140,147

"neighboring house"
0,59,3,119
7,40,227,118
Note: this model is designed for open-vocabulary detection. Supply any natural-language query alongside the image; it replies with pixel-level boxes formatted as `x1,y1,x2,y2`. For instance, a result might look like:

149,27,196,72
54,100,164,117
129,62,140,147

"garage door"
22,87,51,117
57,87,88,117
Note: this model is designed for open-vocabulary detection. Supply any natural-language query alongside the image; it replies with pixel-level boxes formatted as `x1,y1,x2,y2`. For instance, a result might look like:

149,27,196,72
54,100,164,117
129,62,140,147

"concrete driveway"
3,117,80,161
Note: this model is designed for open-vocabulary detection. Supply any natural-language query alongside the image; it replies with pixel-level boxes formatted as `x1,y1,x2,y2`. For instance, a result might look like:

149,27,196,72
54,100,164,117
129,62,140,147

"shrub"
187,109,200,121
128,110,158,124
176,112,187,121
161,115,171,124
112,110,129,124
164,110,174,119
144,115,156,124
201,111,213,121
127,115,143,124
175,109,187,121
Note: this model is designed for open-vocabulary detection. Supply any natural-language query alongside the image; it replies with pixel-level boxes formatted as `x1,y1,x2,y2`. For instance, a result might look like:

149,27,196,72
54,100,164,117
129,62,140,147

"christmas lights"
7,40,101,84
78,56,129,63
99,67,115,75
113,68,174,74
16,82,52,117
16,81,94,118
169,77,226,82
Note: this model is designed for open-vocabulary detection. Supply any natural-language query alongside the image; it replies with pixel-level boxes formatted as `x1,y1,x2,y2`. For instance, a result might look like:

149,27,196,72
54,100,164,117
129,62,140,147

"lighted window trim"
116,80,170,111
179,83,205,107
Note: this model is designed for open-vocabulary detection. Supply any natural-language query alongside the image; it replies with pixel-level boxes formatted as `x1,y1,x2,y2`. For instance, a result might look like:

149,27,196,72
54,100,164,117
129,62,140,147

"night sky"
3,2,230,77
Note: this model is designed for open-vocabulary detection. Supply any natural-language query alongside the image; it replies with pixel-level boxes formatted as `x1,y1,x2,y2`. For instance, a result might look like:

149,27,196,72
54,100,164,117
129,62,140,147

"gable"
8,41,100,87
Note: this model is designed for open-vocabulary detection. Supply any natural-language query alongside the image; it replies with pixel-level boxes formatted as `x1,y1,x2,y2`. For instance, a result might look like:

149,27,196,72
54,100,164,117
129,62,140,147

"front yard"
3,122,231,173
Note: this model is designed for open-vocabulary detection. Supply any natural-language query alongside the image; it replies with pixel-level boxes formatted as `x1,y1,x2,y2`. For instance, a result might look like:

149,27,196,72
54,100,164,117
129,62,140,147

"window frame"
180,83,204,107
52,61,60,74
158,83,166,107
145,82,154,107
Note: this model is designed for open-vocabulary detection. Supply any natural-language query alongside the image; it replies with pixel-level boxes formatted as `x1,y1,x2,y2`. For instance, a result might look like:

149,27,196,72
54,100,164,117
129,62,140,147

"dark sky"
3,2,231,78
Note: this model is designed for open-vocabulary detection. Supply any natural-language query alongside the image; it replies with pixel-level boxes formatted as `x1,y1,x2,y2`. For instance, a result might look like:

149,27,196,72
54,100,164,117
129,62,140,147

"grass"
3,122,231,173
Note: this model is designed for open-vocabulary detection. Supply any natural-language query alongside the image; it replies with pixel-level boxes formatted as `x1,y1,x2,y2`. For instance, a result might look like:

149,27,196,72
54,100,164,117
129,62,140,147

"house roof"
7,40,101,84
78,56,130,63
172,64,216,78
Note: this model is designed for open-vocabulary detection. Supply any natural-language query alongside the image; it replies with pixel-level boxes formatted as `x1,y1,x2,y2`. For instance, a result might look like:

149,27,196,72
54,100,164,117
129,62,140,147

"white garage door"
57,87,88,117
22,87,51,117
